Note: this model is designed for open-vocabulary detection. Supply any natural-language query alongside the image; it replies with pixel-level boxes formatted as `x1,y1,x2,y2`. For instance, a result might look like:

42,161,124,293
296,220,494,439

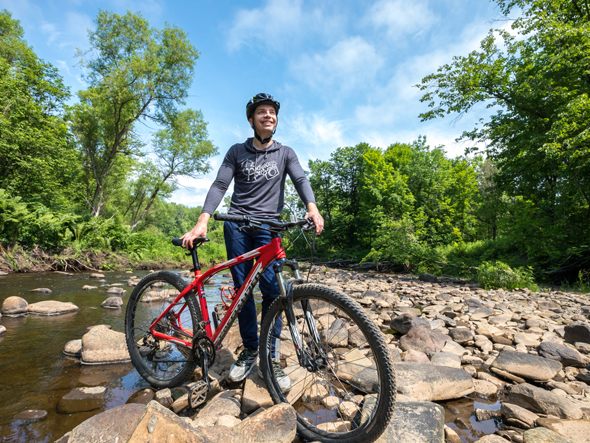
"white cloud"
226,0,304,52
367,0,436,39
289,36,383,95
41,22,61,44
283,113,347,152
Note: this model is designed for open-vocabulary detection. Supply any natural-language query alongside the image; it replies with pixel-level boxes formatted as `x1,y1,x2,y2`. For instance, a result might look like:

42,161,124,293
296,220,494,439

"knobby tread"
260,283,396,443
125,271,202,388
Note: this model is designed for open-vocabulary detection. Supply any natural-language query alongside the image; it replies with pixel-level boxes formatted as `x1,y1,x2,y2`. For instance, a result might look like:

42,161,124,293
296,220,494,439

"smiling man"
181,93,323,390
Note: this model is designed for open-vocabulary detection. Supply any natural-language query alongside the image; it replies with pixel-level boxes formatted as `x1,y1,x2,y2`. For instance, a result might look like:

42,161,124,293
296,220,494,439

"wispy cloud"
41,22,61,45
288,36,383,96
366,0,437,39
227,0,305,52
225,0,342,52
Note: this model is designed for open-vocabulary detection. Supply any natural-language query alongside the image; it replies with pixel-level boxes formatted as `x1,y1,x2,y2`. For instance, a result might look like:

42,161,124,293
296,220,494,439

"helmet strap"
252,125,276,145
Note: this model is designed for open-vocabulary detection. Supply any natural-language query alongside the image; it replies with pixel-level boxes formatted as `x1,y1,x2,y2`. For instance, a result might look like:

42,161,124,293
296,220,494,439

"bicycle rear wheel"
259,284,396,443
125,271,202,388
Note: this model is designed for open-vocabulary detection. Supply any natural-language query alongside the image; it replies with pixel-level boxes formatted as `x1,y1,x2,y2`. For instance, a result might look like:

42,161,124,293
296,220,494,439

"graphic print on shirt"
242,159,279,182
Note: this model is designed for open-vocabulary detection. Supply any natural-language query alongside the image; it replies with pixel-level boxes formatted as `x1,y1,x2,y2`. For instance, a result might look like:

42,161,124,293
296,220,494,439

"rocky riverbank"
4,268,590,443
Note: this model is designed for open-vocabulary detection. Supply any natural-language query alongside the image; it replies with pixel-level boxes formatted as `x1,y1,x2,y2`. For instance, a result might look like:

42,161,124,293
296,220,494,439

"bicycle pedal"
188,379,209,409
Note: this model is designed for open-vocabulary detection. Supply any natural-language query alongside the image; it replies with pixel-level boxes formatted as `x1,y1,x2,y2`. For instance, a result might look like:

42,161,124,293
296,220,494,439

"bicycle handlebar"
213,213,314,231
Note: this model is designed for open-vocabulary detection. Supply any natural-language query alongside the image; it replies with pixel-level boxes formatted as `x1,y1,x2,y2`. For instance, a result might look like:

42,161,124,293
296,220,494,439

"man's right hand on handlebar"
181,213,210,249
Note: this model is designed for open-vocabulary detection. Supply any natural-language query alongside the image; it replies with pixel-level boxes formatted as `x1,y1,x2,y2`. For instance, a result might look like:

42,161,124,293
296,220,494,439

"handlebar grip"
172,238,183,247
214,213,246,222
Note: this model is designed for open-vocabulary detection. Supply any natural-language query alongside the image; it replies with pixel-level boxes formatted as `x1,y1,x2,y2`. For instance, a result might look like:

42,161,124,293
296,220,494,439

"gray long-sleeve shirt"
201,138,316,219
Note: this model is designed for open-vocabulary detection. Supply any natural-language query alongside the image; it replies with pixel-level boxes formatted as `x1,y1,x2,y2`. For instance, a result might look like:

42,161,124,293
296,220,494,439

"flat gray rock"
395,362,474,402
523,427,575,442
57,386,106,414
29,288,52,293
536,418,590,443
505,383,583,419
538,342,586,368
28,301,79,316
564,323,590,345
101,296,123,309
491,350,562,381
399,325,449,356
376,401,444,443
390,313,430,334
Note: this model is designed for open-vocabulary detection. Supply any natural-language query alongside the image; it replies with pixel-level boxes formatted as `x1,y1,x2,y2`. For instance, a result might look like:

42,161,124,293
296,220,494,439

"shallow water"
0,271,503,442
0,269,232,443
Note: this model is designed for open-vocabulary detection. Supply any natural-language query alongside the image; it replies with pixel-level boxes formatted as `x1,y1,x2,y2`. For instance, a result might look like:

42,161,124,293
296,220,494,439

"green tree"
72,10,200,217
129,109,217,230
417,0,590,276
0,10,81,208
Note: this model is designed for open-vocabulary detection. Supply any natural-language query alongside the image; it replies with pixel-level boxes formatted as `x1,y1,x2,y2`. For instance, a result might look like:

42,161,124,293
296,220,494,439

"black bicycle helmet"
246,93,280,120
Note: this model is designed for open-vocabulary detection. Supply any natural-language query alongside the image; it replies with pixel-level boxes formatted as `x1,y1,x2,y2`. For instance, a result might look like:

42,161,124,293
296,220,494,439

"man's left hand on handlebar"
304,202,324,235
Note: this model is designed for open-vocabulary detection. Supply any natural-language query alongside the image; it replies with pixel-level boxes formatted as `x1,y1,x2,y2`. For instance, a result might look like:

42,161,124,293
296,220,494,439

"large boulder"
399,325,449,356
523,427,576,443
538,342,586,368
505,383,583,419
233,403,297,443
128,401,224,443
390,314,430,335
64,403,146,442
536,418,590,443
81,325,131,364
564,323,590,345
394,362,474,402
28,301,79,316
491,350,562,381
375,401,444,443
1,296,28,315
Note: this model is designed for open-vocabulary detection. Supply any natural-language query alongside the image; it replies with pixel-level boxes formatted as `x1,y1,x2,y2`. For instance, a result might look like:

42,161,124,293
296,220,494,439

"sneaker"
259,360,292,393
228,349,259,382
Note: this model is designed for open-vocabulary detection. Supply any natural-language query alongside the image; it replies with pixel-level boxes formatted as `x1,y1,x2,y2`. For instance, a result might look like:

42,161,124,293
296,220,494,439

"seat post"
190,248,201,272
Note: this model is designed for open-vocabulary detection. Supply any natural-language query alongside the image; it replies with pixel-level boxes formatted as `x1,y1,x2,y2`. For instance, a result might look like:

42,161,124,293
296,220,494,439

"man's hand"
304,202,324,235
180,213,211,248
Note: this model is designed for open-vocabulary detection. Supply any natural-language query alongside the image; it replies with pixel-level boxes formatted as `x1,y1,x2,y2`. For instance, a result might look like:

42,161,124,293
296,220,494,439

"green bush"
477,260,538,291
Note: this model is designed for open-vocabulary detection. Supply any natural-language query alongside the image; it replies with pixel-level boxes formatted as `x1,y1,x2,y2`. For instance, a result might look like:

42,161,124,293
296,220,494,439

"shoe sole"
228,355,259,382
258,369,291,393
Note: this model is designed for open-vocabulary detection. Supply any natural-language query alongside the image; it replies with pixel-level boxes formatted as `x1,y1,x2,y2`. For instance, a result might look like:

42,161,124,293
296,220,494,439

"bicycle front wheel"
125,271,202,389
259,284,396,443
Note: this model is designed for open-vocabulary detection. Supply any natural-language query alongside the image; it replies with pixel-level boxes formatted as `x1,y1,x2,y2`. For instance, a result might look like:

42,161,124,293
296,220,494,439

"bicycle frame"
148,236,287,350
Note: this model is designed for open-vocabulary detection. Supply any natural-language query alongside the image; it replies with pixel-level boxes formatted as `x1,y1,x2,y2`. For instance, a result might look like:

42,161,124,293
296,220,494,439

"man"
181,93,323,391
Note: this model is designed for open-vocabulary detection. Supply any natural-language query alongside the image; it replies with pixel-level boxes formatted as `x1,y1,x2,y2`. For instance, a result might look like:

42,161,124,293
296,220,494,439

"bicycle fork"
274,260,323,372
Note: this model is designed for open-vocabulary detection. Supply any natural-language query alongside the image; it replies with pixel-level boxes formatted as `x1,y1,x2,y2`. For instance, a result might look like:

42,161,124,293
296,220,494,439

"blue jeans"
224,221,282,353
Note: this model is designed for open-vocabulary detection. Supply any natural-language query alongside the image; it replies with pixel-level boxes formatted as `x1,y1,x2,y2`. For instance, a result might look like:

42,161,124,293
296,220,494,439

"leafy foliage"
477,261,538,291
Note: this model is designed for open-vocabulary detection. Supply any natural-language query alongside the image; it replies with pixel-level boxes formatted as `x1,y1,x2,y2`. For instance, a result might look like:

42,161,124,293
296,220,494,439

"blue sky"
1,0,505,208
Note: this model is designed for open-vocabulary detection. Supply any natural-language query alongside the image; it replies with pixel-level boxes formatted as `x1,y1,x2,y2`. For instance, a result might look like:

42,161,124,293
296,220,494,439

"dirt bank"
0,244,181,273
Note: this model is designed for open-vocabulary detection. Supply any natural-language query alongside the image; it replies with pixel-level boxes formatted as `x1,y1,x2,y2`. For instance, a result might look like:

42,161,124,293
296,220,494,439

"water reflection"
443,393,504,442
0,269,227,443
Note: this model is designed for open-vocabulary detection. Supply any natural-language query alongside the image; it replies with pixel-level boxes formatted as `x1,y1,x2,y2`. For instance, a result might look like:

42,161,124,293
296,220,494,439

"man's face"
249,103,277,135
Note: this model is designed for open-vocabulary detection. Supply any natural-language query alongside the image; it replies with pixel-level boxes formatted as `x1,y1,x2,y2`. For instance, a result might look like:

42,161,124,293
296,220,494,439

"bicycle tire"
125,271,202,389
259,284,396,443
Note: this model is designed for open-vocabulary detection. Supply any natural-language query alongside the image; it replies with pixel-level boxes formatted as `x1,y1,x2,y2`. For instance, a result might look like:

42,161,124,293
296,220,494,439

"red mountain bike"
125,213,396,443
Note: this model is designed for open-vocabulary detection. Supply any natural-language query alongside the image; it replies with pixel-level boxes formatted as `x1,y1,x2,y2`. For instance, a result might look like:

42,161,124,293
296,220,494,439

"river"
0,270,503,443
0,269,233,443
